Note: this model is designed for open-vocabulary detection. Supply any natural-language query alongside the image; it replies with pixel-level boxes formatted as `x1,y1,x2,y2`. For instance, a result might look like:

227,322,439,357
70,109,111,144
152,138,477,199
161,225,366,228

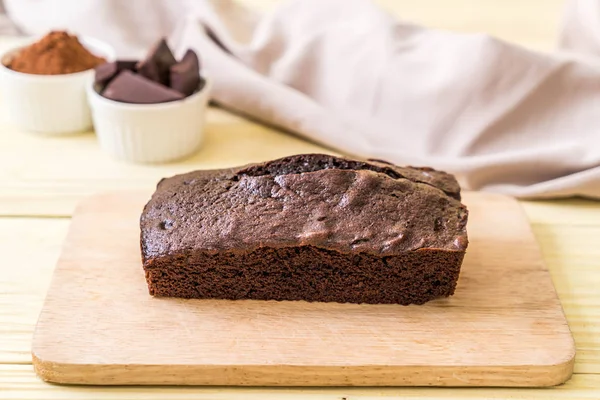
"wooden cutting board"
32,191,575,387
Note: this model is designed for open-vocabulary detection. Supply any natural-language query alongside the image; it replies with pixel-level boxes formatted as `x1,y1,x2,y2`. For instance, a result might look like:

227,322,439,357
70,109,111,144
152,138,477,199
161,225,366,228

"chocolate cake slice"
140,154,469,305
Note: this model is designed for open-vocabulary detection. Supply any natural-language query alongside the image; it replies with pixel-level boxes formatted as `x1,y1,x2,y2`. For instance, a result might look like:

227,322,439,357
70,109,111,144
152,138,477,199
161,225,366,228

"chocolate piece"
169,50,203,96
135,38,177,86
97,39,204,103
102,70,184,104
140,154,469,305
95,60,138,87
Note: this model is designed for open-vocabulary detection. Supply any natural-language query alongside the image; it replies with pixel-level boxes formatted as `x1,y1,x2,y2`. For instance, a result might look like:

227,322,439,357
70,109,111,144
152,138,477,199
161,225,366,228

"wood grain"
31,191,575,386
3,214,599,371
4,178,597,393
0,218,69,364
522,199,600,226
2,364,600,400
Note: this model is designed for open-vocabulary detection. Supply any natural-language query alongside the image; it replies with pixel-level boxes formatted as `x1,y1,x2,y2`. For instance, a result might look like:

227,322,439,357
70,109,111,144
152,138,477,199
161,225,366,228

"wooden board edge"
31,353,576,387
30,190,577,387
511,197,579,378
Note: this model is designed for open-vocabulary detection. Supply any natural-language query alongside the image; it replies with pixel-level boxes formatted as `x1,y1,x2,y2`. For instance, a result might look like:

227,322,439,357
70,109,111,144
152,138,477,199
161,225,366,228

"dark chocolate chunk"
169,49,203,96
95,60,138,87
135,38,177,86
102,70,185,104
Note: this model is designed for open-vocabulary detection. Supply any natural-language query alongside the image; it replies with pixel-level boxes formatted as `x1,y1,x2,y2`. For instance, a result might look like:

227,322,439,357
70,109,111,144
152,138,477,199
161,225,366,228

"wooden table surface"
3,0,600,398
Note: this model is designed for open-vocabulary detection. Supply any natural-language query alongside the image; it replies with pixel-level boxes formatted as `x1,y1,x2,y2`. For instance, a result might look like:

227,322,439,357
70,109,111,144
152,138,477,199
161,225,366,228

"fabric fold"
4,0,600,198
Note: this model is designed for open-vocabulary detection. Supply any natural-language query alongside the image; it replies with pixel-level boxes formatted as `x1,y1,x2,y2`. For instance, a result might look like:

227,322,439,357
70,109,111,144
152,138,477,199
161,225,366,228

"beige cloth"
560,0,600,57
4,0,600,198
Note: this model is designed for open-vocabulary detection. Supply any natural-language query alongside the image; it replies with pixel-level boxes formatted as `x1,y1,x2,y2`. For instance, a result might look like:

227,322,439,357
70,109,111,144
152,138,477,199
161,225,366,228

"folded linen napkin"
4,0,600,198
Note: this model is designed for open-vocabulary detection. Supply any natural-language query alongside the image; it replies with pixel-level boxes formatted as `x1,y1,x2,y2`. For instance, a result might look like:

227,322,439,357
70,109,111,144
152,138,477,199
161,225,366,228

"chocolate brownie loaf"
140,154,468,305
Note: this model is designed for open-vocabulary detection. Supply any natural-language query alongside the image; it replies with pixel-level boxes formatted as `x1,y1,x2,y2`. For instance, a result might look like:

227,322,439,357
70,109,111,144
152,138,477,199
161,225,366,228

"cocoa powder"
8,31,106,75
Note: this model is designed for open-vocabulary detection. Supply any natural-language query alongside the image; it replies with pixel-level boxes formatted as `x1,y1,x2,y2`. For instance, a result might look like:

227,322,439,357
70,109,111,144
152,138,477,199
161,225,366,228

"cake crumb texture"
141,154,468,305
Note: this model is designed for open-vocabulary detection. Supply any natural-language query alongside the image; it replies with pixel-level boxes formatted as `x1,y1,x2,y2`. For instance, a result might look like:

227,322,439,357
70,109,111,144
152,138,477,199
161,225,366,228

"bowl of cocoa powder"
0,31,114,135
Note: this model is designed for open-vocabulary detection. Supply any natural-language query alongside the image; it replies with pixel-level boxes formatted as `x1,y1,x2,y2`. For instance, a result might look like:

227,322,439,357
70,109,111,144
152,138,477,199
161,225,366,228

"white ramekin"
87,79,211,164
0,37,115,135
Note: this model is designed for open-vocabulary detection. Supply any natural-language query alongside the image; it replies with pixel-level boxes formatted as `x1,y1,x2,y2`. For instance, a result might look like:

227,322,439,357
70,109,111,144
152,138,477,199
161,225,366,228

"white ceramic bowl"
0,37,115,135
87,79,211,164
